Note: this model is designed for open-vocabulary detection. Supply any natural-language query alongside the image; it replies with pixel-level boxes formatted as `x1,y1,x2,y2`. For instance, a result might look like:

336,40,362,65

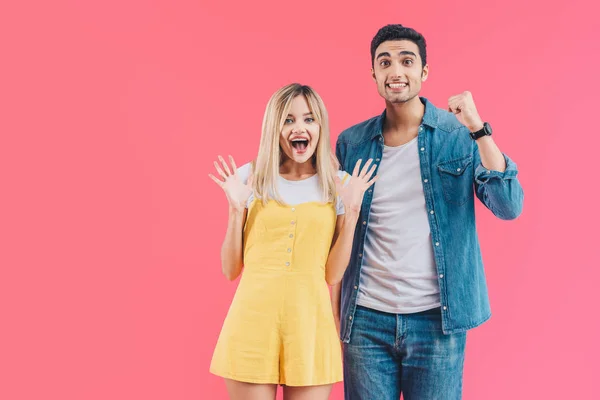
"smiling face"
279,95,320,164
372,40,429,104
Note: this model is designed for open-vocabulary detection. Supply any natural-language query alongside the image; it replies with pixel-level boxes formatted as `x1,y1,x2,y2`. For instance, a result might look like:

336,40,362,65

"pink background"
1,0,599,399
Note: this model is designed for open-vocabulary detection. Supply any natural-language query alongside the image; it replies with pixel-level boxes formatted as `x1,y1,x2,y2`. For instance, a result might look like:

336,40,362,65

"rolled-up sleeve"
473,150,524,220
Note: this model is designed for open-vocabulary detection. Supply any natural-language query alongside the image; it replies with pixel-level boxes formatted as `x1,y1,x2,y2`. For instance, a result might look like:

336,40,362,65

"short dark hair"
371,24,427,68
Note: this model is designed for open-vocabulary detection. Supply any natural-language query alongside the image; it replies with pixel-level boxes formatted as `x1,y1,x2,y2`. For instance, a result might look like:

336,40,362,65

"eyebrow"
287,112,314,117
376,50,417,59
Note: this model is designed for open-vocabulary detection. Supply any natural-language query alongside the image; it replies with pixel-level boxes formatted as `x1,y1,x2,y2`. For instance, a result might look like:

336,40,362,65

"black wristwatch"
469,122,493,140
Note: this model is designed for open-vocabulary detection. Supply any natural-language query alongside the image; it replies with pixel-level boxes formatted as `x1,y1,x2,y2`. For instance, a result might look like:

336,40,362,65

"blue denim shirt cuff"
475,154,518,185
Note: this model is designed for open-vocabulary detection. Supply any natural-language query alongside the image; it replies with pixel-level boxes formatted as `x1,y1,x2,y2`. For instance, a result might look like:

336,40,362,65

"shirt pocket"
437,155,473,206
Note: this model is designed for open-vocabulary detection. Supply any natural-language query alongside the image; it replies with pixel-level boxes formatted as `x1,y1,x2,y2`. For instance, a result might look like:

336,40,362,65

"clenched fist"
448,91,484,132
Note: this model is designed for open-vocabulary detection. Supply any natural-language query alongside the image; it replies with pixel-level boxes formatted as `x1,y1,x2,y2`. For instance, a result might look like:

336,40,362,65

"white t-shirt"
237,163,348,215
357,137,441,314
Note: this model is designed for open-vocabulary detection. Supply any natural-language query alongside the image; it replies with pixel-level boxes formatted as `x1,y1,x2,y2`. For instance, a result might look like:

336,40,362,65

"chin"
386,94,409,103
292,155,313,164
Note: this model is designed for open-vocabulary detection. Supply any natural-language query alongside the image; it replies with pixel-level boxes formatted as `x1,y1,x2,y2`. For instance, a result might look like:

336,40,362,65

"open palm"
336,159,378,214
209,155,253,212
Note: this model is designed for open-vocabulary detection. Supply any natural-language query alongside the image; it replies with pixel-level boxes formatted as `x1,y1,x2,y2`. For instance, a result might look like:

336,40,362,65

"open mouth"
291,138,309,153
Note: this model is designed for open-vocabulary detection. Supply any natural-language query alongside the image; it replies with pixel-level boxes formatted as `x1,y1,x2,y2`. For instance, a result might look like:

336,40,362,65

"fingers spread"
209,174,224,187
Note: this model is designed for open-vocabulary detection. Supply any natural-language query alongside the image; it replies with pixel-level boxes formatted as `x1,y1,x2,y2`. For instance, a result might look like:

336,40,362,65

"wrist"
469,121,493,140
468,121,484,132
343,210,360,223
228,206,245,218
474,135,494,145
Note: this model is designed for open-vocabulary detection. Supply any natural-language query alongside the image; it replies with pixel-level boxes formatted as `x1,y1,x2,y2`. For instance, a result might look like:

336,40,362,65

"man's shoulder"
427,101,469,134
337,115,381,145
425,101,474,151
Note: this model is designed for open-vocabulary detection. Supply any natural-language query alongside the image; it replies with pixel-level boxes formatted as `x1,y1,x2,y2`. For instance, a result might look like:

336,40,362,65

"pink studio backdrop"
1,0,598,399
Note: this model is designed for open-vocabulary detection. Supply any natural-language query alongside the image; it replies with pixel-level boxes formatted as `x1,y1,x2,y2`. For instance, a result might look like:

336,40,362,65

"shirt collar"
370,97,439,139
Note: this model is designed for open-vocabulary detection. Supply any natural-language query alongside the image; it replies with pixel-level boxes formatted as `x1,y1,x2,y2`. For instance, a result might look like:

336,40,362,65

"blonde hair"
252,83,338,205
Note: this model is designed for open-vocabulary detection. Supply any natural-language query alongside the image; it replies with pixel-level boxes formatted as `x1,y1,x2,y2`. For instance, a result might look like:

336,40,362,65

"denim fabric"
343,305,466,400
335,97,524,340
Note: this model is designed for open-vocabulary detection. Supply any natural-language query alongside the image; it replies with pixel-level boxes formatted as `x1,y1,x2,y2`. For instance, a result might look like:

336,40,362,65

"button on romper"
210,199,343,386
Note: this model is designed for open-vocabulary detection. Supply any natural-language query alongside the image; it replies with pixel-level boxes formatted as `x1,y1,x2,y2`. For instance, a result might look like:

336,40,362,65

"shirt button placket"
287,207,296,268
419,134,446,312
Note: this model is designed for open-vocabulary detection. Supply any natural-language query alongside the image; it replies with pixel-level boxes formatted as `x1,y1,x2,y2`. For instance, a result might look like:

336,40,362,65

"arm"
209,156,254,280
325,211,360,286
448,91,524,220
220,208,247,281
331,282,342,335
325,159,378,285
324,138,354,285
474,135,506,172
473,141,524,220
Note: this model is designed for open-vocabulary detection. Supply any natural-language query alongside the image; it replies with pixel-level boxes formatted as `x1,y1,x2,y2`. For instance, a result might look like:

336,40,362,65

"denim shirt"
335,97,524,341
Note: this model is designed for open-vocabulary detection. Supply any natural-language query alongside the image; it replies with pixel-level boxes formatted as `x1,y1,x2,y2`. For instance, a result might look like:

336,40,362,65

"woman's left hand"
336,159,378,215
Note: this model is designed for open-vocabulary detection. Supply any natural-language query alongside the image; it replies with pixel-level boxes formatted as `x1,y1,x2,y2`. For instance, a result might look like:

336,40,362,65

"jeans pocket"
437,155,473,206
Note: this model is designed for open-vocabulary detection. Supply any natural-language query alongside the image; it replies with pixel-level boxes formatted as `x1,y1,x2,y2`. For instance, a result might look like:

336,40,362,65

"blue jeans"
343,305,467,400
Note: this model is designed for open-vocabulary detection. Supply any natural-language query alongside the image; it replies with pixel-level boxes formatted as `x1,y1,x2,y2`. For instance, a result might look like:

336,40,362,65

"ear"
371,67,377,82
422,64,429,82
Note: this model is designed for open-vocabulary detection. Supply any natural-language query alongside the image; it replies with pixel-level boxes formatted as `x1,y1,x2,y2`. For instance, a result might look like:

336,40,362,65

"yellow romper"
210,196,344,386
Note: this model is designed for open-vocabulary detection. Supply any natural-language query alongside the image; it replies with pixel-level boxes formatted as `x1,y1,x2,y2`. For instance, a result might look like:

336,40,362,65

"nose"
291,125,306,134
390,61,405,80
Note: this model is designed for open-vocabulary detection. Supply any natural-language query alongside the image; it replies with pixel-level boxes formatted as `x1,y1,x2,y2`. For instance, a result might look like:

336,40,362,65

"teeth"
292,138,308,142
388,83,407,88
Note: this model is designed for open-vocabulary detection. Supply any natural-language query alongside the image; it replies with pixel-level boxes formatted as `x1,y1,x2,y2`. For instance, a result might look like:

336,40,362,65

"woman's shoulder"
337,170,351,185
237,162,253,184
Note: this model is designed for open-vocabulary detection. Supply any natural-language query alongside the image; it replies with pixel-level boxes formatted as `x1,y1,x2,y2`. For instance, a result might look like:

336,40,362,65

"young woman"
209,83,377,400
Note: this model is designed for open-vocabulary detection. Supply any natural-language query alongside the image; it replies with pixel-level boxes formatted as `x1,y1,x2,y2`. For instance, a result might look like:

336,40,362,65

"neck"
280,158,316,178
383,96,425,145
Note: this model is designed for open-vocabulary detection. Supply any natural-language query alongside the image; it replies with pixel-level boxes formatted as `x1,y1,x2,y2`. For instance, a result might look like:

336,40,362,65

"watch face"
484,122,493,135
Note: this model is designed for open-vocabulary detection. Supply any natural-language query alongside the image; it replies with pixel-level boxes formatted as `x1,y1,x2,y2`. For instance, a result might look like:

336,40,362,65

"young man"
333,24,524,399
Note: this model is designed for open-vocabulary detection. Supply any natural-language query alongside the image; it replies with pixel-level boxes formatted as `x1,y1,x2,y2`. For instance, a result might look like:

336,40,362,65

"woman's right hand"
209,155,253,213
